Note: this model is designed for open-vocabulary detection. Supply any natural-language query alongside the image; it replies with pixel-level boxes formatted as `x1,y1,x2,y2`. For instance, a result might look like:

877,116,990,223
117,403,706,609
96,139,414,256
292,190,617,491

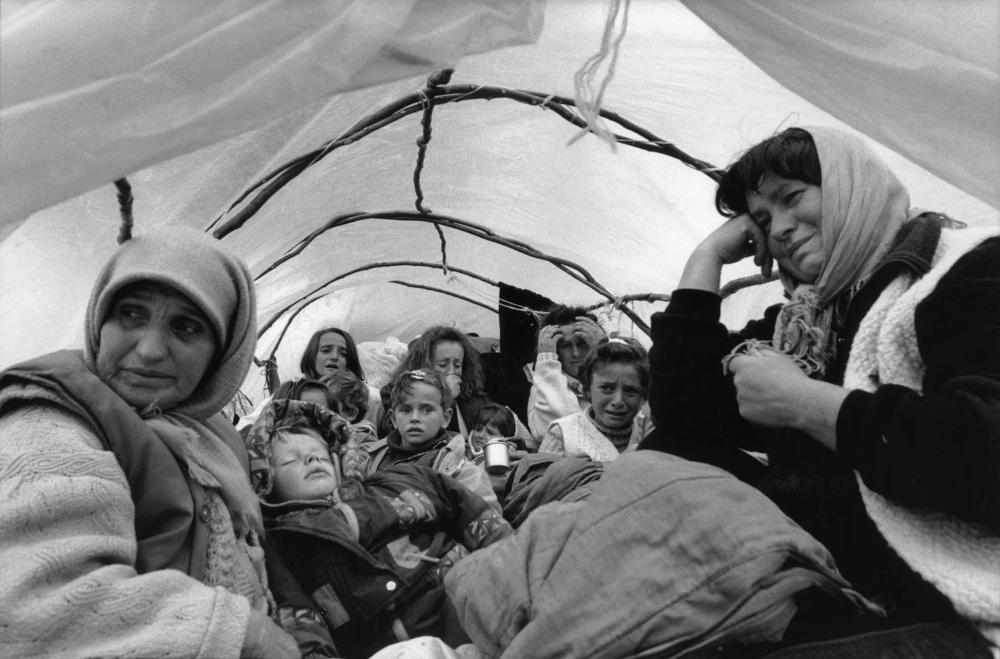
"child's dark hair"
715,127,821,218
324,370,369,423
578,338,651,394
299,327,366,381
538,304,597,333
390,368,454,410
272,378,336,411
473,402,516,438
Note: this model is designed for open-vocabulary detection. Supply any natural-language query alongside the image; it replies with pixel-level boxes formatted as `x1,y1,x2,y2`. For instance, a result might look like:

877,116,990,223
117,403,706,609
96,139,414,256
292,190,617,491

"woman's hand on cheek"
727,350,810,428
679,214,770,292
700,214,768,267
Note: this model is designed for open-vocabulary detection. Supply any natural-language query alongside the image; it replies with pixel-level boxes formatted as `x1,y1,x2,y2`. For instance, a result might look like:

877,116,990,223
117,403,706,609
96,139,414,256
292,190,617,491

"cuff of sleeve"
651,289,722,338
535,352,560,365
835,389,875,463
665,289,721,317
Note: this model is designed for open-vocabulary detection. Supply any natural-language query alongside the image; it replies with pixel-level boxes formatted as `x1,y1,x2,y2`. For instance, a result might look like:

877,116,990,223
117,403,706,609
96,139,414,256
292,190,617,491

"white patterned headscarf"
772,127,910,376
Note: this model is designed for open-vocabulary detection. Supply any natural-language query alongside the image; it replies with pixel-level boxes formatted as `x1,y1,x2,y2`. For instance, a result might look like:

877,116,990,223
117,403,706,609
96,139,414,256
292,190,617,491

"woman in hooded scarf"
0,227,297,657
640,126,999,655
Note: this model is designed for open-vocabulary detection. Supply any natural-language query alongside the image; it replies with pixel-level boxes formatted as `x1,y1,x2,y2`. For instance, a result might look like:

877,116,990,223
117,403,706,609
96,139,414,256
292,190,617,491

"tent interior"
2,0,998,407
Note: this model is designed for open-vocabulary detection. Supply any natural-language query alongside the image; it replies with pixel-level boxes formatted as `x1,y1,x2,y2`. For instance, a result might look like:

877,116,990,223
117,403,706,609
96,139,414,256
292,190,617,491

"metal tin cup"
483,437,511,475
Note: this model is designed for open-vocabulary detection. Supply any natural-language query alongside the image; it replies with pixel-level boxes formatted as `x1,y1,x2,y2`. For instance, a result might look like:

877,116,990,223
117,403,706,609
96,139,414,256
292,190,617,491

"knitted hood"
83,226,256,420
244,398,361,498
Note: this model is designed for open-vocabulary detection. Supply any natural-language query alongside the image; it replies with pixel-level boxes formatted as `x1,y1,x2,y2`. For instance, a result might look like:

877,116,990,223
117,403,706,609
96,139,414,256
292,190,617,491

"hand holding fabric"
727,348,847,451
728,348,809,428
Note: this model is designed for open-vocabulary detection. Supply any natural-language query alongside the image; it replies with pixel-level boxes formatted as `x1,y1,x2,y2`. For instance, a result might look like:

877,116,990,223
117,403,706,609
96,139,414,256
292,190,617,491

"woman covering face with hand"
382,325,491,438
640,127,999,654
526,305,606,443
0,227,297,658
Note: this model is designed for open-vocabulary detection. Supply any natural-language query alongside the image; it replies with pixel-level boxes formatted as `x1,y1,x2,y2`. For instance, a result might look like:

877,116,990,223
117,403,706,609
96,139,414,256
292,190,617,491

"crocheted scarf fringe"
722,286,835,379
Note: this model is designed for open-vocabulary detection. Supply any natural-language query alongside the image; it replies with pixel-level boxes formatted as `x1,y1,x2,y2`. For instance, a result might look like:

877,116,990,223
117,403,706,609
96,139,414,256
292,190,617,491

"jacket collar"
385,427,453,457
871,212,944,279
827,213,943,384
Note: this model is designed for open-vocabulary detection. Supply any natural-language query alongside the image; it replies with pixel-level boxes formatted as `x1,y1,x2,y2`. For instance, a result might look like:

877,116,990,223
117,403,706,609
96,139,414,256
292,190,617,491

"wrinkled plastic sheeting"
358,337,410,390
681,0,1000,209
2,1,997,399
0,0,545,228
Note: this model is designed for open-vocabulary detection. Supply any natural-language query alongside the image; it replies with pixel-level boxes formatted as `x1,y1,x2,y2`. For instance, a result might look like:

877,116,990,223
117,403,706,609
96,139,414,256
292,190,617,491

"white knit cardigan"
842,226,1000,648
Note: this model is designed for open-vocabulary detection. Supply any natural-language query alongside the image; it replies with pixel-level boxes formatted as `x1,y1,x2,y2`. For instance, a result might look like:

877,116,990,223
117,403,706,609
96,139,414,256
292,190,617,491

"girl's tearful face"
587,362,645,430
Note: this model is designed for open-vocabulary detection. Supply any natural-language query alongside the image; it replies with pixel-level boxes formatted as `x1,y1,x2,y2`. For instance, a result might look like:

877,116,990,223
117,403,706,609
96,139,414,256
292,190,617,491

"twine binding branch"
114,178,133,244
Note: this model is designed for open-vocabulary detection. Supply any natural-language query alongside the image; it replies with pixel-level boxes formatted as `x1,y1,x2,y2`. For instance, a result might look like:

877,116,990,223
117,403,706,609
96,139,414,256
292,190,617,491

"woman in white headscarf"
640,127,999,656
0,227,297,657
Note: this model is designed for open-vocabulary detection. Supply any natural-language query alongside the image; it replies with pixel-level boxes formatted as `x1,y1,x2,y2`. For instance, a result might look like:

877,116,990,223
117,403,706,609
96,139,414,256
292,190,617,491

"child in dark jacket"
365,368,500,510
246,399,512,659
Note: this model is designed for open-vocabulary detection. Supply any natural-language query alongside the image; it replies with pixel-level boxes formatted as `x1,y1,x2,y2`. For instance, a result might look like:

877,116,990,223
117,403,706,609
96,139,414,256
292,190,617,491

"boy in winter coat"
364,369,499,510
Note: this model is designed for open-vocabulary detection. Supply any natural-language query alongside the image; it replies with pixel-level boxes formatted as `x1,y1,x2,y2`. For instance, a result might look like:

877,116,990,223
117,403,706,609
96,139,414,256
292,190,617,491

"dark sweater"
265,463,511,658
639,217,1000,622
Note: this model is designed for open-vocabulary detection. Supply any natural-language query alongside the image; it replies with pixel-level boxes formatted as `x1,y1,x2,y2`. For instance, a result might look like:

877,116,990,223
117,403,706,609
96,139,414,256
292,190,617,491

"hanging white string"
568,0,632,150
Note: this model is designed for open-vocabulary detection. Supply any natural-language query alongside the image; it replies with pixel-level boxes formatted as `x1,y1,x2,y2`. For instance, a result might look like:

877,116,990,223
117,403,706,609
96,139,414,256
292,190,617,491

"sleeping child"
245,398,511,659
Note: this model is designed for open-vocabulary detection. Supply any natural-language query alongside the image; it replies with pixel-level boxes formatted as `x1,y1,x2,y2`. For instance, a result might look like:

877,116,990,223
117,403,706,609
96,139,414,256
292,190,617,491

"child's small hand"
572,316,605,348
536,324,561,354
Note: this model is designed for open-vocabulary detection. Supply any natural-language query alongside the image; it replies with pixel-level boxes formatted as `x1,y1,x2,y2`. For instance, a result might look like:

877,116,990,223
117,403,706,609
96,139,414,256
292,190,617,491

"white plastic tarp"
682,0,1000,209
0,0,545,227
1,0,997,403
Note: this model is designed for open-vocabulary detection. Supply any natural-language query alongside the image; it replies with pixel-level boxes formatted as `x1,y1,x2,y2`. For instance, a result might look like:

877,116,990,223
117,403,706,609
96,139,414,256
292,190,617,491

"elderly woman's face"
96,284,218,409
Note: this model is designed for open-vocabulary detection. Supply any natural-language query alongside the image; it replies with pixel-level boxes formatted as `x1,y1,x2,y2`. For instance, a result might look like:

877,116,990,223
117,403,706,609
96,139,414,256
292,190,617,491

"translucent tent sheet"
1,0,997,405
682,0,1000,208
0,0,545,226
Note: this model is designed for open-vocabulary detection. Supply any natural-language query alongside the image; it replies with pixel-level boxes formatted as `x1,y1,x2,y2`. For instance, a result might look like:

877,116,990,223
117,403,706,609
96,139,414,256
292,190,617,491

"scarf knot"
772,286,835,377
